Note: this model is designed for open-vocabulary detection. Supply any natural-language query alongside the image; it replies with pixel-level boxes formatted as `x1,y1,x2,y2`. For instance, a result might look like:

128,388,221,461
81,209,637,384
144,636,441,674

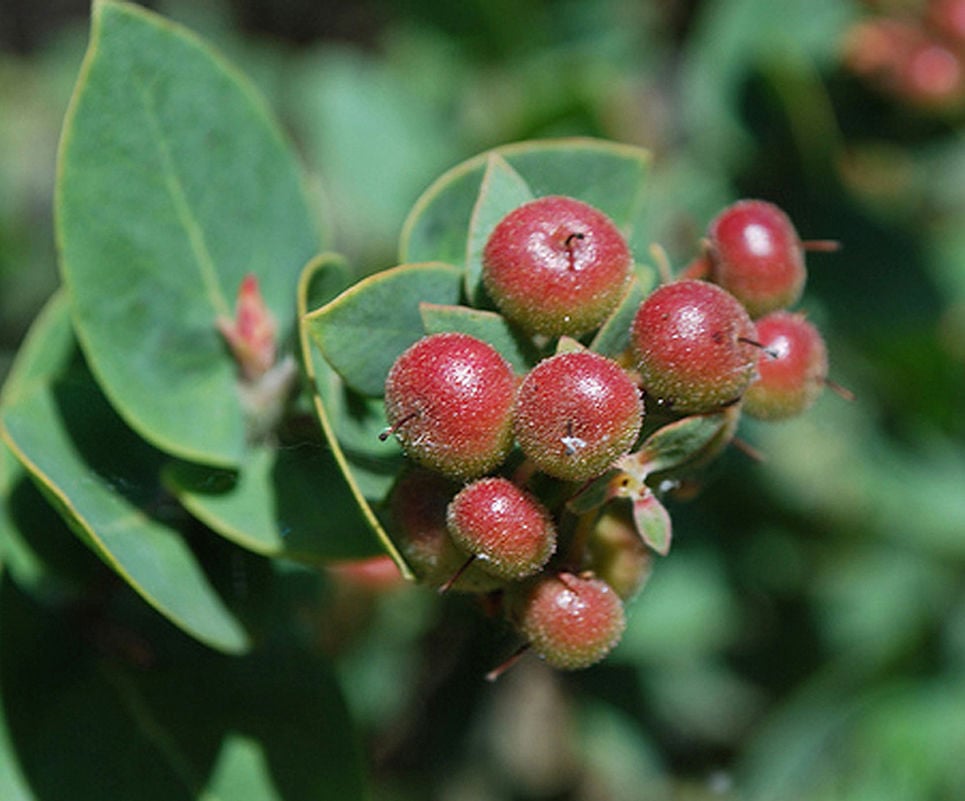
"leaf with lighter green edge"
304,261,463,397
566,468,624,515
298,255,411,577
162,442,384,562
619,412,729,479
633,490,673,556
401,138,651,267
419,302,540,374
589,266,656,358
0,374,248,654
57,1,320,468
464,153,534,304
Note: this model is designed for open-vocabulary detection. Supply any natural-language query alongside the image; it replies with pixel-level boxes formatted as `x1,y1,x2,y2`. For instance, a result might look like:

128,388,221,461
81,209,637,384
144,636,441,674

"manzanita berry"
511,572,626,670
631,279,758,413
514,350,644,482
383,332,517,480
584,505,652,601
707,199,806,318
389,469,502,592
447,477,556,580
743,311,829,421
482,195,633,337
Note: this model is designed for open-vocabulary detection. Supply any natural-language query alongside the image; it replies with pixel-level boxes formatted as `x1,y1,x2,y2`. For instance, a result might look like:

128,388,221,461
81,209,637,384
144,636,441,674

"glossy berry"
512,572,626,670
707,199,806,318
631,279,758,413
482,195,633,337
743,311,828,421
383,332,516,480
514,350,643,482
389,470,502,592
584,505,652,601
447,477,557,580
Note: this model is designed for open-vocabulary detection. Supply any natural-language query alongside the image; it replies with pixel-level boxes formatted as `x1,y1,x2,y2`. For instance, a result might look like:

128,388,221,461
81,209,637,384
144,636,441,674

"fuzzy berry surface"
446,477,556,580
513,572,626,670
482,195,633,337
389,470,503,592
708,199,806,318
514,350,643,482
743,311,828,421
384,332,517,480
631,279,757,413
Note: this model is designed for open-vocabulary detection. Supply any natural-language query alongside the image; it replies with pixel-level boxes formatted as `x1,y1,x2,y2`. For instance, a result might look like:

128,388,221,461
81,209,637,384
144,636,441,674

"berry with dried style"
743,311,829,421
389,469,503,592
514,350,643,482
383,332,517,480
510,572,626,670
706,199,807,318
482,195,633,337
631,279,758,413
446,477,557,580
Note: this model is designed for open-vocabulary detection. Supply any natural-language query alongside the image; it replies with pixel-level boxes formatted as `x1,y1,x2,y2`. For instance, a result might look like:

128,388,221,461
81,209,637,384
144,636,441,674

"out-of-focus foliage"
2,0,965,800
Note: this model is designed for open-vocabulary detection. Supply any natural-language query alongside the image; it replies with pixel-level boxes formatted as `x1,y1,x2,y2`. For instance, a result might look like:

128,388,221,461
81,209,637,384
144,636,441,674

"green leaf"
298,255,411,577
419,302,539,374
162,443,383,562
633,491,672,556
400,137,651,267
57,0,320,467
589,267,656,358
304,261,463,397
464,153,534,304
620,412,729,479
0,375,249,654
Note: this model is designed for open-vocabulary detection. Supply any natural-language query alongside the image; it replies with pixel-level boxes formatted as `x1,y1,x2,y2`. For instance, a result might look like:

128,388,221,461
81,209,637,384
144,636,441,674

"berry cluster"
381,194,841,673
844,0,965,109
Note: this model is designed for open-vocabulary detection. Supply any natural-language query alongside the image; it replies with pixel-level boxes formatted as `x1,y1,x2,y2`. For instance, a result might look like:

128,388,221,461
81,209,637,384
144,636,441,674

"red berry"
707,200,806,318
447,477,556,580
389,470,502,592
482,195,633,337
514,350,644,481
511,572,626,670
631,279,757,413
383,332,517,480
743,311,828,421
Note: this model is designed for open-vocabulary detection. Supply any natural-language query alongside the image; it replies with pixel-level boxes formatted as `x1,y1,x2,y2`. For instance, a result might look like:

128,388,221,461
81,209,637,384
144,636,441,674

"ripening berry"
584,505,652,601
631,279,758,413
446,477,556,580
514,350,643,482
743,311,828,421
511,572,626,670
707,199,806,318
482,196,633,337
389,469,502,592
383,332,517,480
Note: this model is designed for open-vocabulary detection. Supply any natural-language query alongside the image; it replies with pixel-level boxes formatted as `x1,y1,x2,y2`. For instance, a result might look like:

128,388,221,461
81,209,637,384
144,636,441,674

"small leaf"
464,153,534,304
57,1,320,467
419,302,539,374
401,137,651,267
303,261,463,397
589,267,656,358
297,255,412,577
566,469,625,515
620,412,729,479
633,490,673,556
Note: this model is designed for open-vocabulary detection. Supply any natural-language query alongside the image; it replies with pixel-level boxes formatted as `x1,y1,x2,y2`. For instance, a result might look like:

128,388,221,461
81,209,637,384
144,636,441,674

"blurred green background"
3,0,965,799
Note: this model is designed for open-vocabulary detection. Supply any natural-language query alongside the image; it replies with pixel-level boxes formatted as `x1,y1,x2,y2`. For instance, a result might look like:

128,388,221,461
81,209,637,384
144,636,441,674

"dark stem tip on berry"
484,642,531,682
802,239,841,253
437,553,477,595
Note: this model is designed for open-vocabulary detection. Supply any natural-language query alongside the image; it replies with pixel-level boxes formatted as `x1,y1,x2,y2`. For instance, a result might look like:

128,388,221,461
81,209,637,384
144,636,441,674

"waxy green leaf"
57,0,320,467
304,261,463,397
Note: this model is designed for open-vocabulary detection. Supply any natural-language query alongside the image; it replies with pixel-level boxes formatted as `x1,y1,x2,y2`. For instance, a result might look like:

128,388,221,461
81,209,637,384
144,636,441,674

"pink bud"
217,274,277,381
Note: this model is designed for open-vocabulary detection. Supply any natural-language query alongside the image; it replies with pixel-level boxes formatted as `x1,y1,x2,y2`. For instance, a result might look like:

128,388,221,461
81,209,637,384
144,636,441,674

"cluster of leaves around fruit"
306,155,845,675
